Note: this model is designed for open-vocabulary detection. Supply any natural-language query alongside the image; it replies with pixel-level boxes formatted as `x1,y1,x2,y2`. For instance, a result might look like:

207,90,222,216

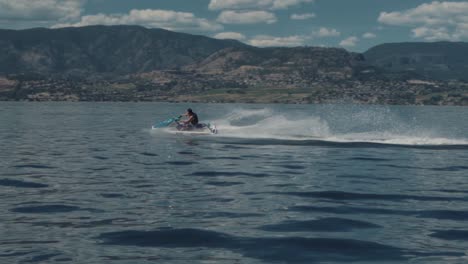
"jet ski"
173,122,218,135
152,116,218,135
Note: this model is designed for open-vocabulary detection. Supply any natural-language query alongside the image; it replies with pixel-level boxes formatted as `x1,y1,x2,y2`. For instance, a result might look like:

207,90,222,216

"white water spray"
211,108,468,146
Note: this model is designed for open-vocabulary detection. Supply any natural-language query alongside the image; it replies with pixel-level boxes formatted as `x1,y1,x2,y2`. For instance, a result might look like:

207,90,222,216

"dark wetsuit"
189,112,199,125
177,112,200,131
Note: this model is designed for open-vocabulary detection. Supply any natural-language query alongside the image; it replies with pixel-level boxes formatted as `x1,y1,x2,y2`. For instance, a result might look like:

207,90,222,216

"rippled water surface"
1,102,468,263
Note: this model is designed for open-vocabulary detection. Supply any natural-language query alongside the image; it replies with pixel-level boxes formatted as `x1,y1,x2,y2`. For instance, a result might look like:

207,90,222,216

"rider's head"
186,108,193,115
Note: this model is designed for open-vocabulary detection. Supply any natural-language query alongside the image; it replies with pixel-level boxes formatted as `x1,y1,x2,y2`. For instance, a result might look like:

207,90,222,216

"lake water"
1,102,468,263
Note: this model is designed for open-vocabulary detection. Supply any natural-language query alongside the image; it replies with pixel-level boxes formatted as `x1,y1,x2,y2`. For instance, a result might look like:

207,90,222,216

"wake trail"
210,108,468,147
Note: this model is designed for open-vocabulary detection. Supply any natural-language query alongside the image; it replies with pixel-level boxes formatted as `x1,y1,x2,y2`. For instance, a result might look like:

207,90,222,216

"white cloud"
209,0,268,10
412,26,452,41
53,9,223,31
209,0,314,10
213,31,246,40
248,35,306,47
217,10,277,24
272,0,314,10
290,13,316,20
378,1,468,41
362,32,376,39
0,0,84,21
340,36,359,47
454,23,468,39
313,27,340,37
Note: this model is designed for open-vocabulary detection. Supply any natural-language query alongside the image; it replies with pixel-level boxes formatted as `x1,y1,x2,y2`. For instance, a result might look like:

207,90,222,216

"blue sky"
1,0,468,51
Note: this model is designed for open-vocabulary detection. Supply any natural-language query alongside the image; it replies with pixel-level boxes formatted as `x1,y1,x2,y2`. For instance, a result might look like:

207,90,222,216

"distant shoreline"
1,77,467,106
1,97,467,107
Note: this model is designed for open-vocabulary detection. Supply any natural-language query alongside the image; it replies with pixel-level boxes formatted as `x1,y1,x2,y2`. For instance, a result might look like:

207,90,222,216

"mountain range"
0,25,247,76
0,25,467,105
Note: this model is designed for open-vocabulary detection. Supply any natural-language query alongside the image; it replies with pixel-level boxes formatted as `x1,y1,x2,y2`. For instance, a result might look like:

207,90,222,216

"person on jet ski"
179,108,200,130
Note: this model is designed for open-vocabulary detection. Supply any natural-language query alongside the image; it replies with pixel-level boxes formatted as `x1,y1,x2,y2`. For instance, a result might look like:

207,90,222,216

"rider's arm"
184,115,194,124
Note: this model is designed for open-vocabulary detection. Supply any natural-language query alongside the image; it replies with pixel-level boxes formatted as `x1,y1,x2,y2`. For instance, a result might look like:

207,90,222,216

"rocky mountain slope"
364,42,468,81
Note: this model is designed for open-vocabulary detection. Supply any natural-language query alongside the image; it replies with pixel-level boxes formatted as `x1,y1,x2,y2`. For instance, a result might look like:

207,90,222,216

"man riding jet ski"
152,108,217,134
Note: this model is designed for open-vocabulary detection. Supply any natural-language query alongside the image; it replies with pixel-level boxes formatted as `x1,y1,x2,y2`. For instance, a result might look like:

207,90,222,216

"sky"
1,0,468,51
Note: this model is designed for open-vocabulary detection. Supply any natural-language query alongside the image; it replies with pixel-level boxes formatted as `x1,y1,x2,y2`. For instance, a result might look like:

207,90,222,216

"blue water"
1,102,468,263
